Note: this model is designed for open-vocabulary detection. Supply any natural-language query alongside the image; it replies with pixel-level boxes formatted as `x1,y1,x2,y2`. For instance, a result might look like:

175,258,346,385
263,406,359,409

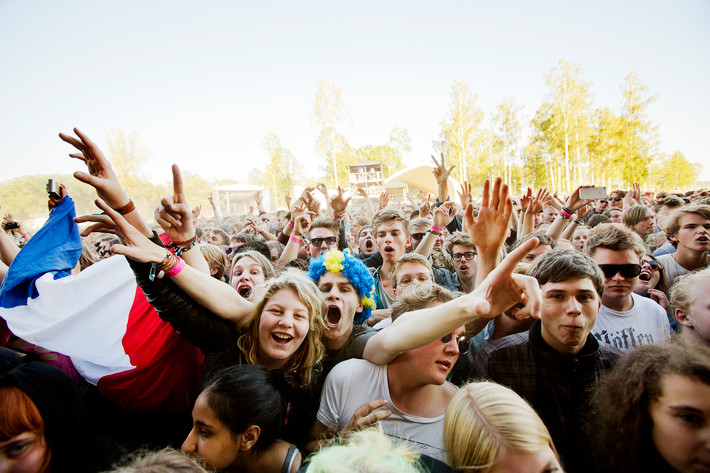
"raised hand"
330,186,351,216
155,165,195,243
355,187,368,199
59,128,130,210
623,182,641,208
316,183,328,198
526,188,550,216
464,178,512,255
431,152,454,185
457,182,472,209
433,201,455,229
284,192,292,208
470,237,543,320
75,200,166,264
378,191,389,210
419,198,431,219
565,185,594,213
519,187,532,213
191,204,202,220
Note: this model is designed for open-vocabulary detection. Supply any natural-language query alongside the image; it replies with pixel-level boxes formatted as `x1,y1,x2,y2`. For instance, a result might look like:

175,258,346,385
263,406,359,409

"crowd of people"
1,128,709,473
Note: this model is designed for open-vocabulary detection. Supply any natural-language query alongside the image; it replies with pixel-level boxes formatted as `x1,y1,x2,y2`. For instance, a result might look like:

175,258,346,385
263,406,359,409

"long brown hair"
589,342,710,472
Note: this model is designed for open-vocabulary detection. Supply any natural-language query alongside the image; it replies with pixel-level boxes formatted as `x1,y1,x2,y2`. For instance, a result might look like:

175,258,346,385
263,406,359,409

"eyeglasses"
452,251,475,262
440,333,471,354
310,236,337,247
608,197,623,202
598,264,642,279
410,232,426,241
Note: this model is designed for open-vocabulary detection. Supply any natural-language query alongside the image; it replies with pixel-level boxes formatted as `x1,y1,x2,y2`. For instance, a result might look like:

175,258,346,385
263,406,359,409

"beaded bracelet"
172,235,198,256
113,200,136,215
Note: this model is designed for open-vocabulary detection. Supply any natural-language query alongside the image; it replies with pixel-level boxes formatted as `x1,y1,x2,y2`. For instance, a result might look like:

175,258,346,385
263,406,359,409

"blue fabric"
0,197,81,308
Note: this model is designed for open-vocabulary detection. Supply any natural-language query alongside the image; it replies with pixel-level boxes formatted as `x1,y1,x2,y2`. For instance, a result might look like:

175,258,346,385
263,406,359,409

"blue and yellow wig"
308,249,376,324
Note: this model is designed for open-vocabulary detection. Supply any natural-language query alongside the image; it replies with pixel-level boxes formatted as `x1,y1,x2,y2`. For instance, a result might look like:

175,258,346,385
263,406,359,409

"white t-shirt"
317,358,450,461
656,253,691,285
592,292,671,353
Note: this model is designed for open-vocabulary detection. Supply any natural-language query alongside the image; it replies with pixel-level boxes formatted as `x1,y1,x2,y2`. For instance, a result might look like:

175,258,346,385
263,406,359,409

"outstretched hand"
431,152,454,185
341,399,392,435
378,191,389,210
74,200,166,264
469,237,543,320
330,186,351,215
566,185,594,213
59,128,130,209
155,165,195,243
464,178,512,255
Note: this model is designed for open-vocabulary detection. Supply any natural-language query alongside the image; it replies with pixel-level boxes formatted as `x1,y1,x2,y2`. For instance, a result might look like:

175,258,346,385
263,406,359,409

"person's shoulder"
631,292,667,317
656,253,674,264
476,331,530,363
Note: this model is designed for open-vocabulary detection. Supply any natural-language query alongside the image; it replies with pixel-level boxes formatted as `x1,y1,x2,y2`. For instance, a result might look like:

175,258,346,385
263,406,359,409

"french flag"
0,196,203,413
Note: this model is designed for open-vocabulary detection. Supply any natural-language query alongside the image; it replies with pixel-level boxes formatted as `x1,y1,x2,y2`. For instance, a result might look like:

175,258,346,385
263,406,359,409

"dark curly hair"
588,341,710,473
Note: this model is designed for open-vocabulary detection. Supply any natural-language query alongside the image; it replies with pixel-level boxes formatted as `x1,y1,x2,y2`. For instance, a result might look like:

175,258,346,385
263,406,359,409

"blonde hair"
373,209,410,236
391,284,457,321
105,448,208,473
671,268,710,315
389,253,433,289
231,251,275,280
583,223,646,259
236,269,326,386
444,381,559,472
306,427,423,473
198,243,228,279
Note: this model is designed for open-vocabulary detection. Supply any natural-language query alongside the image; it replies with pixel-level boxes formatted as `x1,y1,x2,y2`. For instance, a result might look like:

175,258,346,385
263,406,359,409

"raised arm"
414,202,454,258
432,152,454,202
465,178,512,286
155,165,210,274
59,128,152,238
547,185,594,241
362,237,542,364
75,200,254,322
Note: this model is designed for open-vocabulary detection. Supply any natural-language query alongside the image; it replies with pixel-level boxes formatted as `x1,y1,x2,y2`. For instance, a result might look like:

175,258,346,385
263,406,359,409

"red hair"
0,385,44,439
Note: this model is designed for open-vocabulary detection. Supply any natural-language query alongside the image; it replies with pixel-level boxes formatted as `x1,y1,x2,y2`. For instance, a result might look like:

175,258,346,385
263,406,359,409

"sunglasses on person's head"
598,264,642,279
410,232,426,241
608,197,623,202
452,251,475,262
440,332,470,354
310,236,337,247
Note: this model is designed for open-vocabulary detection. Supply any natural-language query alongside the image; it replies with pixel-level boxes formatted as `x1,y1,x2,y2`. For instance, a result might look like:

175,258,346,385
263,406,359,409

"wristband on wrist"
113,200,136,215
288,221,295,228
559,207,574,218
22,233,29,239
431,226,443,233
333,212,344,219
574,219,584,226
290,235,302,244
164,257,186,277
172,235,198,256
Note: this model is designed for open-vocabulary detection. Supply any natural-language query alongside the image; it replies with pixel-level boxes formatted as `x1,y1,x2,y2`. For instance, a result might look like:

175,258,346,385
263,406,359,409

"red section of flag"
97,285,203,413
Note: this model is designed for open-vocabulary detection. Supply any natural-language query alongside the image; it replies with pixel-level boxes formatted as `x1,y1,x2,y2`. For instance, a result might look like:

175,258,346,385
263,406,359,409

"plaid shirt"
471,320,621,472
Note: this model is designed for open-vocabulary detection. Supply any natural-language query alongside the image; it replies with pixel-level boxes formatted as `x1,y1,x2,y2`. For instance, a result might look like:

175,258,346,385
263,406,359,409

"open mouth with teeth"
272,333,293,344
326,305,342,329
639,271,652,282
238,285,252,299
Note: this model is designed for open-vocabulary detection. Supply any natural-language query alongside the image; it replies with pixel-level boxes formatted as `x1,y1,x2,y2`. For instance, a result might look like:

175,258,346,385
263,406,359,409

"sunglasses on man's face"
440,333,471,354
608,197,623,202
598,264,642,279
410,232,426,241
310,236,337,248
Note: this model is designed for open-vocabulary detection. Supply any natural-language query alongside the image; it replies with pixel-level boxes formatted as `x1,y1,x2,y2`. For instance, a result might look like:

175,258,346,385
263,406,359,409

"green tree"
438,79,485,185
263,133,301,209
536,61,593,192
490,98,523,190
619,72,659,185
0,174,98,220
313,81,346,187
588,107,628,188
651,151,701,190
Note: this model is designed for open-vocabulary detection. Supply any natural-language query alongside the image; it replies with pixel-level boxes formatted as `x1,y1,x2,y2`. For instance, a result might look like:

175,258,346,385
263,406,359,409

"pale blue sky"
1,0,708,186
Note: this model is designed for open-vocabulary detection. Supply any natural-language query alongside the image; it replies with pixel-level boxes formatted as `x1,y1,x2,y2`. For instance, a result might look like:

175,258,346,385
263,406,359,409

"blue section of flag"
0,197,82,308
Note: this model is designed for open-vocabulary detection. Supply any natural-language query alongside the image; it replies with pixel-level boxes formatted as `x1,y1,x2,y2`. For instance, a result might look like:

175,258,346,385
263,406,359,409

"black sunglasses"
440,333,471,354
310,236,337,247
608,197,623,202
598,264,642,279
410,232,426,241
